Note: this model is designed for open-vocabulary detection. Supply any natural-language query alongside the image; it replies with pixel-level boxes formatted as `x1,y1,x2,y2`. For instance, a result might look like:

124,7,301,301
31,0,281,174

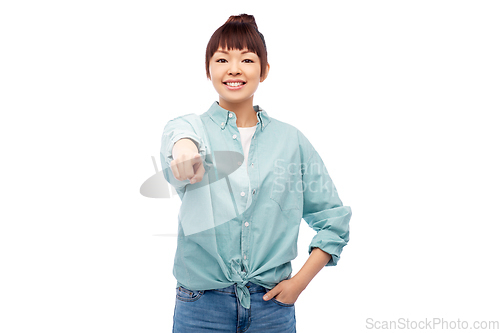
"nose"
228,62,241,75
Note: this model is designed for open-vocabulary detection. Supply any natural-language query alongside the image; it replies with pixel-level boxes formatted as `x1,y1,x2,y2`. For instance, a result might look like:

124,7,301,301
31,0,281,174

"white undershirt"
237,125,257,171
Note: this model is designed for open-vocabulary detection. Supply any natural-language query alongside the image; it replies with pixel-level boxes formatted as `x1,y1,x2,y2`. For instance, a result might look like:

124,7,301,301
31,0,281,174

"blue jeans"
173,281,296,332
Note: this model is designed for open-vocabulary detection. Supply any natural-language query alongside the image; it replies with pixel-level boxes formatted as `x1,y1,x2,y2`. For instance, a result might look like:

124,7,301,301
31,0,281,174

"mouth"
223,81,246,87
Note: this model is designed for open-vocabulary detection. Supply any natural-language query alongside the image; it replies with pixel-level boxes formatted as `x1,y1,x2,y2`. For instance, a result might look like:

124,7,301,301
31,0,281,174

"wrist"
173,138,198,160
291,274,309,292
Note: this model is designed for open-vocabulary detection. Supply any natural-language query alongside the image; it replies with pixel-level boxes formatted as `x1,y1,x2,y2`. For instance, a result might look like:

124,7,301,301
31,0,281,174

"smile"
223,81,246,90
224,82,246,87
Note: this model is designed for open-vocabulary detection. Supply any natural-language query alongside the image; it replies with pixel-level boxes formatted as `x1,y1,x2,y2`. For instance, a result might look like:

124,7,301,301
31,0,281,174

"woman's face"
209,47,269,106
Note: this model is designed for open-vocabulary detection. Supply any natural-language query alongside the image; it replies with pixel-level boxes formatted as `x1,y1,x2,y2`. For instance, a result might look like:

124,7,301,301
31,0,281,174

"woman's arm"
292,247,332,291
160,114,208,191
263,129,351,304
263,247,331,303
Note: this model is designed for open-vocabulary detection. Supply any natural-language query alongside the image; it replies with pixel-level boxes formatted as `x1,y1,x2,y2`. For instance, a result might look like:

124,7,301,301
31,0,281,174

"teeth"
226,82,244,87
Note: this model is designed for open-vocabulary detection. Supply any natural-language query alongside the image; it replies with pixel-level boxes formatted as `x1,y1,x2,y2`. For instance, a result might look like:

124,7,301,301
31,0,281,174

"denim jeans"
172,280,296,332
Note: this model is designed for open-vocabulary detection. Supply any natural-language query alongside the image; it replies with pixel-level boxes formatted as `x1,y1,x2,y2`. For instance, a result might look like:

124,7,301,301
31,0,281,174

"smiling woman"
161,13,351,333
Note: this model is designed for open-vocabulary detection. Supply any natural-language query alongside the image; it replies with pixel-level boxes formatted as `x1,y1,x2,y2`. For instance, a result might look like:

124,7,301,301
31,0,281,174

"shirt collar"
207,101,271,131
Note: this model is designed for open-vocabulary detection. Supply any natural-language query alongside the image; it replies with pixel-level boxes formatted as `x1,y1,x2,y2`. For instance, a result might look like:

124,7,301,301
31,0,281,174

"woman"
160,14,351,333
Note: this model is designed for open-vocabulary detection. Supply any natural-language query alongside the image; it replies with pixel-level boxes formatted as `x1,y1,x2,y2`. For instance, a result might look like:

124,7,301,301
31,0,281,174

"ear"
260,63,270,82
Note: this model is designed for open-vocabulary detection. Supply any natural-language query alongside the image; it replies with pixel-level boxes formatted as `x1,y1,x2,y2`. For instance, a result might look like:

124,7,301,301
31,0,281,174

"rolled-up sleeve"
298,130,351,266
160,114,207,192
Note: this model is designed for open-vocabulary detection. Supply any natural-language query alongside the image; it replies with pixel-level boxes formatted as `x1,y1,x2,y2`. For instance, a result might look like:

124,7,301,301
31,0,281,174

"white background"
1,1,499,332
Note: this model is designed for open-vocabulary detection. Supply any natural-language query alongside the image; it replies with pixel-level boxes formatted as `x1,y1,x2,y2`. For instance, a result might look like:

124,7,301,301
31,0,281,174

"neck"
219,98,258,128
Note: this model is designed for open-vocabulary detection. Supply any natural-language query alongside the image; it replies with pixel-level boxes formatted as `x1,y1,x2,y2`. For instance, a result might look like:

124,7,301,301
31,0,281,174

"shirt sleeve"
297,129,352,266
160,114,207,192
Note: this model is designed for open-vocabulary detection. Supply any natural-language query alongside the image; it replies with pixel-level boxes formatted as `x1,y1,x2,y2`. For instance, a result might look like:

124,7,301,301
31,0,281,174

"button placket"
242,217,251,263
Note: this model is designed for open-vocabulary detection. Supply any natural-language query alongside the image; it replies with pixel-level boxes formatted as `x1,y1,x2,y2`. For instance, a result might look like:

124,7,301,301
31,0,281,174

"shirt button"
252,189,256,195
232,134,237,139
243,255,247,260
229,113,233,118
240,191,245,197
251,163,254,167
221,122,224,126
244,222,249,227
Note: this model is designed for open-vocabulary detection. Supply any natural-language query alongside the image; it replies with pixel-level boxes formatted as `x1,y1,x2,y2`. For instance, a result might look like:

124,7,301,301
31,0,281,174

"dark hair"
205,14,268,79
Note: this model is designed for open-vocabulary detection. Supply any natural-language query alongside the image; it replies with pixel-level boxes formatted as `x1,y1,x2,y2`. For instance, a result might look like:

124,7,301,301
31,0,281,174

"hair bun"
225,13,258,30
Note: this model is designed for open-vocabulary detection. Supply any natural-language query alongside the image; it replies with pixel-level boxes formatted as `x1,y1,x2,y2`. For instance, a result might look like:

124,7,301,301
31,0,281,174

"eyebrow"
215,50,255,55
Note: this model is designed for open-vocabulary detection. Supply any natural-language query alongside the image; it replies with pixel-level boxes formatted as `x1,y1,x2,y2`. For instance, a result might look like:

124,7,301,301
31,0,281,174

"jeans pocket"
176,285,205,302
271,298,295,307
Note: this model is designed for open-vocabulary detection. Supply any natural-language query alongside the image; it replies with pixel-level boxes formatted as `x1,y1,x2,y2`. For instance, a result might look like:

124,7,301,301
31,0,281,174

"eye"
243,59,254,63
216,59,228,63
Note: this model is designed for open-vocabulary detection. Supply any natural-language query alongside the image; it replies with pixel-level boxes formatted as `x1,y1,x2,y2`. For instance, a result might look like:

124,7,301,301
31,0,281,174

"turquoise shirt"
160,101,351,309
